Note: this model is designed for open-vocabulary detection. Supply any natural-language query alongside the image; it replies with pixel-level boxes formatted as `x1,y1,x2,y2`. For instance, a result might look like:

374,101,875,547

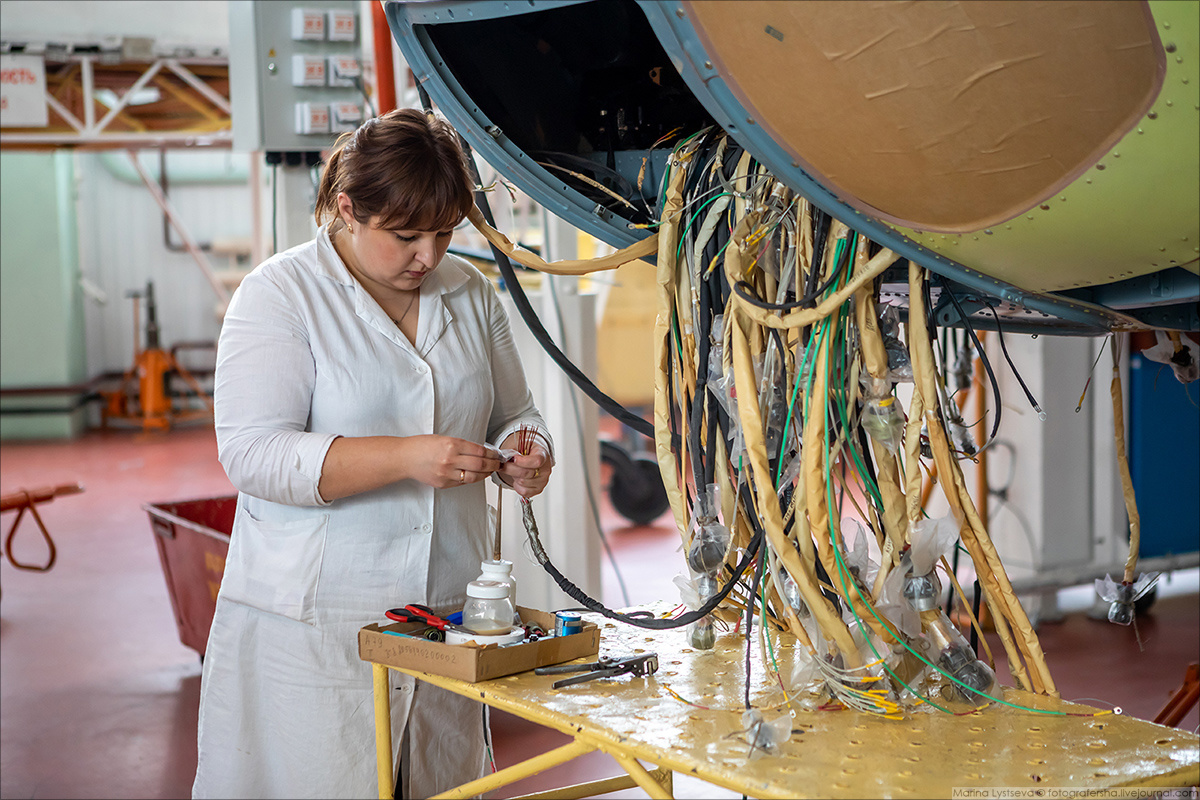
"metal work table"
365,613,1200,799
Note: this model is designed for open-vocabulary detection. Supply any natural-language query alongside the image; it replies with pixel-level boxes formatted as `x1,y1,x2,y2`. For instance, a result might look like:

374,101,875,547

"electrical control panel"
229,0,365,152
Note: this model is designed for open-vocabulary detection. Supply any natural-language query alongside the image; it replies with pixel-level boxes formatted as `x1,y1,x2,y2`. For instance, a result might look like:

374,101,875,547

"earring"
347,222,354,233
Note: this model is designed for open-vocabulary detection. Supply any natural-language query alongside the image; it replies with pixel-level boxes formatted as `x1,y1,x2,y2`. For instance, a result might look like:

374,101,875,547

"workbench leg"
431,739,594,800
659,766,673,796
373,663,394,800
611,753,674,800
507,767,672,800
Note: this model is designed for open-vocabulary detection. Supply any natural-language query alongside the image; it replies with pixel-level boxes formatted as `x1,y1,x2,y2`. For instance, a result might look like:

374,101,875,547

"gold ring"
460,470,466,483
534,469,540,478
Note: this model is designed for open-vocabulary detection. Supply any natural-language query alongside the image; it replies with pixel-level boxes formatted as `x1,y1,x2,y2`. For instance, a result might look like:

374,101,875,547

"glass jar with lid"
462,579,516,635
476,559,520,624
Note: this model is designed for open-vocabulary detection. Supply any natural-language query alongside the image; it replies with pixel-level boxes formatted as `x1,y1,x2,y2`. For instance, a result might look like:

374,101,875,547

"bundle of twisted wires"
469,128,1085,718
644,129,1065,713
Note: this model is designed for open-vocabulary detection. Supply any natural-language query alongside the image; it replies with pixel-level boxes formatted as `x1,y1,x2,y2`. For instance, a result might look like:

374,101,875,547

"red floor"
1,425,1196,799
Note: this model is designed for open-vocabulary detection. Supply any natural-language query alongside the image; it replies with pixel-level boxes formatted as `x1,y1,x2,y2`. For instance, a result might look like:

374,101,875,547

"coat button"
421,523,431,533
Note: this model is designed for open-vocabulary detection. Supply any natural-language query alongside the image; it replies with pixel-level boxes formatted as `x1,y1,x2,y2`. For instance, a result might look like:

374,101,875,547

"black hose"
540,524,764,629
455,135,658,440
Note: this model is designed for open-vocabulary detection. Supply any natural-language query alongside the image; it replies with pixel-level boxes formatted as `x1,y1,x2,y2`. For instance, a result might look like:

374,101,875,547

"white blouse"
194,224,550,799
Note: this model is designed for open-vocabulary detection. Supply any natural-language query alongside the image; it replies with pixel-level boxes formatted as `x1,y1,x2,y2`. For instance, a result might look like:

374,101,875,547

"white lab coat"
193,226,550,799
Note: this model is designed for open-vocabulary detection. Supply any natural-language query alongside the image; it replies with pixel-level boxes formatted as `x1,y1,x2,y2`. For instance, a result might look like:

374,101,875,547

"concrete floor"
1,425,1196,799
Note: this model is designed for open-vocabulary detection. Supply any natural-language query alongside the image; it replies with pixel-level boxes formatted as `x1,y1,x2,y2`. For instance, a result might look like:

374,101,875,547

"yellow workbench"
365,613,1200,799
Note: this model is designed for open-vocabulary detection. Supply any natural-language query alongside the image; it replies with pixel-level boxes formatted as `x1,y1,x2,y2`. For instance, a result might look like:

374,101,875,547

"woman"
193,108,553,799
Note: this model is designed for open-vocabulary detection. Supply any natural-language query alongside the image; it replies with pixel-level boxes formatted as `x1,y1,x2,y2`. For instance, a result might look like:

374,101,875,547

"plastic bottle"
462,580,516,635
476,559,520,624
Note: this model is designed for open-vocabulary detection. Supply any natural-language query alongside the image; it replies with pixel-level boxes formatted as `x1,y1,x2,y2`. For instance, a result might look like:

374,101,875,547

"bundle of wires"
643,130,1059,715
467,127,1099,721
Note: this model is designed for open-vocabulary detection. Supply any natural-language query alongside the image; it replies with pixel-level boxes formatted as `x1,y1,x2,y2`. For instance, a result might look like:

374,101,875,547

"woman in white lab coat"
193,108,553,799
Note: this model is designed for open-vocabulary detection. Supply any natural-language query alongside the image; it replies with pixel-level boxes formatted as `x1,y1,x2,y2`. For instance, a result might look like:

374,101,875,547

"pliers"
535,653,659,689
385,604,470,635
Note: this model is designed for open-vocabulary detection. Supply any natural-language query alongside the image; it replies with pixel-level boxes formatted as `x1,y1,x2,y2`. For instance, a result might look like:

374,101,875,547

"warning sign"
1,54,48,127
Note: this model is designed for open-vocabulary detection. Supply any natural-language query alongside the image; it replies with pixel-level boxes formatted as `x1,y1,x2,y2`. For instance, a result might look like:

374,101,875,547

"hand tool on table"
535,653,659,689
385,604,473,636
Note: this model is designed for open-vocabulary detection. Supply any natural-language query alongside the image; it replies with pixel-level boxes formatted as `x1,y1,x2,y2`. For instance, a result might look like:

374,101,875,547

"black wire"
745,545,767,710
729,242,857,313
456,135,658,440
970,579,982,656
939,279,1004,443
540,522,764,629
807,209,830,299
946,546,961,617
546,276,632,607
982,301,1044,416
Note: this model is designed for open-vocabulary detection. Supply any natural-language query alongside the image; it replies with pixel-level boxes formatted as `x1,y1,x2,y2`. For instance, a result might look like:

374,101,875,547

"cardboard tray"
359,606,600,683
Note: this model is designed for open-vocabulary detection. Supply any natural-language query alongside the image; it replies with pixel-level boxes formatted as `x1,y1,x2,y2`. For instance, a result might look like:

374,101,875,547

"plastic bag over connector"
740,709,792,756
879,515,958,637
861,396,905,454
687,485,729,577
880,306,914,383
922,611,997,706
1094,572,1160,626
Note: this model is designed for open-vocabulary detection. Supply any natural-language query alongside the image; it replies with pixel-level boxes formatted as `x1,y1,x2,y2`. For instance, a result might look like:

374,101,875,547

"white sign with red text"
0,55,48,127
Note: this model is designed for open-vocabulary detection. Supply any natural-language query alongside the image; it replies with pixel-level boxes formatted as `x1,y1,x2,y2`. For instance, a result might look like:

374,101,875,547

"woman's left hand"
498,433,552,498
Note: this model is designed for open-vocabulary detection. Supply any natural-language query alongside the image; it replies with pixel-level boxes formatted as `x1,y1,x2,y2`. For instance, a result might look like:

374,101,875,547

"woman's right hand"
401,435,502,489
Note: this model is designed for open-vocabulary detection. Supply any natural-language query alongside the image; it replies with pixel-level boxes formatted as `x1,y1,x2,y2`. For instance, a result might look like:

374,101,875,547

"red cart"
144,496,235,657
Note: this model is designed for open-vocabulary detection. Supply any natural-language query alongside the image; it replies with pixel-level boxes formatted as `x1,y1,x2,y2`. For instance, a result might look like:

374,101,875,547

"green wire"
676,192,736,262
816,313,1077,718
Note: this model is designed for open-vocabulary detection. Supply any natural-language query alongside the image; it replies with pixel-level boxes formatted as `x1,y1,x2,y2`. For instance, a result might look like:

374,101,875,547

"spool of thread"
555,611,583,637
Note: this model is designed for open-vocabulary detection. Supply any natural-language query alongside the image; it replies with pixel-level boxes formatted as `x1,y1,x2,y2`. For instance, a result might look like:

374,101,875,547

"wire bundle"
470,126,1083,719
647,130,1058,714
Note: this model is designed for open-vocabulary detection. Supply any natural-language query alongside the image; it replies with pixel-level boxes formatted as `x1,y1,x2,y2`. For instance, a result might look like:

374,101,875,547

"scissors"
385,604,471,634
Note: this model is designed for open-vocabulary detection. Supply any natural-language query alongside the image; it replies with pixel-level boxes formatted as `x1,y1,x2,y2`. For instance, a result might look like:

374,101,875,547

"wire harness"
478,127,1151,723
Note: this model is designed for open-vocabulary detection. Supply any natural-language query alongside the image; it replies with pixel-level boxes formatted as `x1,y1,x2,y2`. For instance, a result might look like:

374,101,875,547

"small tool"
382,626,445,643
386,604,472,635
535,653,659,689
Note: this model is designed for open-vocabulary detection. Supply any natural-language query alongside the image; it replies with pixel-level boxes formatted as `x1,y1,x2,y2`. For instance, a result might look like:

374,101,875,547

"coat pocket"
220,505,329,625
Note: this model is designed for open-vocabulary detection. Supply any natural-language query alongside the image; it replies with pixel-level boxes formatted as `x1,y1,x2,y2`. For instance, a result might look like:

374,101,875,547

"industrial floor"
1,425,1196,799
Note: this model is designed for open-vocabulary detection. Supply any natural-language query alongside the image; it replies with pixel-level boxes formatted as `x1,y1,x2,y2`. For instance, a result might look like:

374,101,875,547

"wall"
0,0,229,51
0,151,87,439
75,149,255,379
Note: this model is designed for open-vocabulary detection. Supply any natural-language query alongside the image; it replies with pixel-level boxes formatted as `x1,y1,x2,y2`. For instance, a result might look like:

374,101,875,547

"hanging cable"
546,275,632,607
938,277,1005,444
982,301,1045,420
455,134,658,439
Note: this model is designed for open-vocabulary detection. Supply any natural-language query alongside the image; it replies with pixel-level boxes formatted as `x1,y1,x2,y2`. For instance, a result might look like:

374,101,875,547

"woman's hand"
497,432,553,498
404,435,503,489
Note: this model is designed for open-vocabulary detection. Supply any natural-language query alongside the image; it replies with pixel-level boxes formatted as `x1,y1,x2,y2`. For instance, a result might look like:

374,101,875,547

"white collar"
313,223,470,298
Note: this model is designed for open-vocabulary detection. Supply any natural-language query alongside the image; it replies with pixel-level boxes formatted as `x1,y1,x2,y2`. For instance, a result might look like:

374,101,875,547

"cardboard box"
358,607,600,683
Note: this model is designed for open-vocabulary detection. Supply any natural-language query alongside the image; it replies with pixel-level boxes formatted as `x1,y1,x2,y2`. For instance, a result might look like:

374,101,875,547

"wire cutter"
535,653,659,689
385,604,470,634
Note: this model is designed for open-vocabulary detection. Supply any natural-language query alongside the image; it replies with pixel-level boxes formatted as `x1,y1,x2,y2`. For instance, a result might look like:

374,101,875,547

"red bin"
144,496,236,657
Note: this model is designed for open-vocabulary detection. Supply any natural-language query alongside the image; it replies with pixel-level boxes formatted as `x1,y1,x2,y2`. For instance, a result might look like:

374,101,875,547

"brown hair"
314,108,473,231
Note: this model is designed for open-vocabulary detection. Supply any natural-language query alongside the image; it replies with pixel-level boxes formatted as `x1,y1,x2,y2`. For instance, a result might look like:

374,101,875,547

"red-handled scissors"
385,604,468,633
